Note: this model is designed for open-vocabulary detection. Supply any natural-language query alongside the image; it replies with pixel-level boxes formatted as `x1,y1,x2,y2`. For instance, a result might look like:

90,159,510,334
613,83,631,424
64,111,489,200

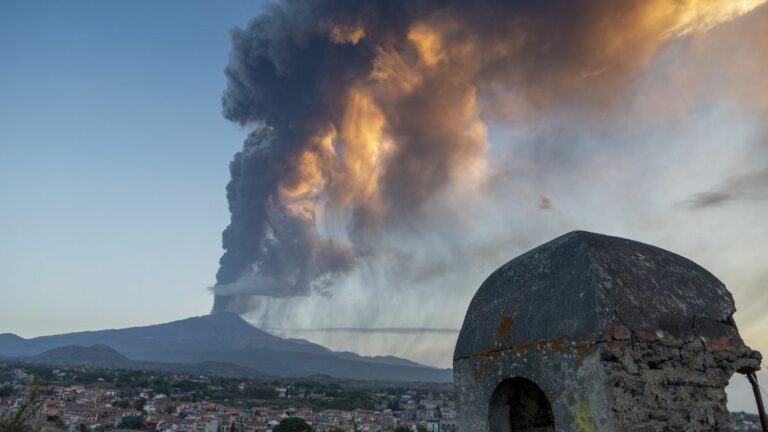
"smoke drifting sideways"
211,0,766,314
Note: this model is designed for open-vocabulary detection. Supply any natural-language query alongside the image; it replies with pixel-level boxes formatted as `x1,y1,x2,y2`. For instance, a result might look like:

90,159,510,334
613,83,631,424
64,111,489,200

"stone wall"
454,328,761,431
454,336,618,432
601,326,761,432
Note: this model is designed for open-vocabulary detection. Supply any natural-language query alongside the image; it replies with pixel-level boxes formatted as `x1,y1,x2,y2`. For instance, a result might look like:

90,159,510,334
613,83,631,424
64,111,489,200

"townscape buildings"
0,365,458,432
0,364,759,431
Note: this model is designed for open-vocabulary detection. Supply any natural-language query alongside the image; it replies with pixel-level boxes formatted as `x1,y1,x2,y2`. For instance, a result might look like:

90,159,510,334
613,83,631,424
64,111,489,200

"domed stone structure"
453,231,761,431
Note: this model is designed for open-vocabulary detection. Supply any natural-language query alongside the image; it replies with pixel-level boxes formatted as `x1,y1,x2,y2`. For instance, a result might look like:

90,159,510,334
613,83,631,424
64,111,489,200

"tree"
395,427,411,432
133,398,146,411
243,384,277,399
54,417,66,430
272,417,313,432
117,415,145,430
111,400,130,409
387,399,401,411
0,384,46,432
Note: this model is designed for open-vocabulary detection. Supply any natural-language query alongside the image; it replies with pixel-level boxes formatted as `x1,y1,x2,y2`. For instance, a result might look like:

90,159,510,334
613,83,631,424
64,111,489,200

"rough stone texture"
453,231,761,432
602,336,760,431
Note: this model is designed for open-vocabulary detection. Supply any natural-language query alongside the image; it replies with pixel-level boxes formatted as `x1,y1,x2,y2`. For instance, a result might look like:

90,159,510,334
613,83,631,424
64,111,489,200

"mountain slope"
30,344,130,366
0,314,451,382
18,345,265,378
0,313,332,357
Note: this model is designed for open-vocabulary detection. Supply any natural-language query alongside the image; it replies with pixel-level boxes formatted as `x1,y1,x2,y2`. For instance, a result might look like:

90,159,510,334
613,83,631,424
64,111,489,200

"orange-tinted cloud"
213,0,766,311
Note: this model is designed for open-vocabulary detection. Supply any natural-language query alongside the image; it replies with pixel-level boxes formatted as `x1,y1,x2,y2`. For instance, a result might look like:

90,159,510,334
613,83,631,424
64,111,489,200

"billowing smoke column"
212,0,765,313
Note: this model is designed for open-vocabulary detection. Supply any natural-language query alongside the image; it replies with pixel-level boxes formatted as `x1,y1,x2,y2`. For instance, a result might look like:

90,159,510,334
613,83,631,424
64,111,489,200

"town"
0,362,458,432
2,362,762,432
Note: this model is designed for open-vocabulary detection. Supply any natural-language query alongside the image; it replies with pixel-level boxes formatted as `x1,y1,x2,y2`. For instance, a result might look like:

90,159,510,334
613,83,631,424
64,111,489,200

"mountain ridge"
30,344,130,364
0,314,451,382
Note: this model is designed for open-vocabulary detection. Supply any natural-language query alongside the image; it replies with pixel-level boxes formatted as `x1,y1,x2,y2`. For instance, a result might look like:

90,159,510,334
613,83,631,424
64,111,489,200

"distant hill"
0,333,25,351
30,344,130,366
0,313,329,357
329,350,430,368
14,344,264,378
0,313,452,382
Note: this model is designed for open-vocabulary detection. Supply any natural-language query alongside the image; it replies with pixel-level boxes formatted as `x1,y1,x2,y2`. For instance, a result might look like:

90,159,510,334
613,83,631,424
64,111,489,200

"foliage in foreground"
0,384,45,432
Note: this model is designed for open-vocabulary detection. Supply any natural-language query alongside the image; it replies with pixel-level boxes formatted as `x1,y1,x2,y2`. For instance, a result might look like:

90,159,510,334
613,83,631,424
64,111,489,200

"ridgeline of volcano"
0,313,451,383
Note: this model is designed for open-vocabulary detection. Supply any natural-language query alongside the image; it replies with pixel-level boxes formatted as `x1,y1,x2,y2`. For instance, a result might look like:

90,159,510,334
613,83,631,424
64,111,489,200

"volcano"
0,313,451,382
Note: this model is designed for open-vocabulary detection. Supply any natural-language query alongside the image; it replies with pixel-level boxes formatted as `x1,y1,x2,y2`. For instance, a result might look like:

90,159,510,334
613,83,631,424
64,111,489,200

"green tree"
111,400,130,409
117,415,145,430
133,398,146,411
243,384,277,399
54,417,66,430
0,384,46,432
387,399,401,411
395,427,411,432
273,417,313,432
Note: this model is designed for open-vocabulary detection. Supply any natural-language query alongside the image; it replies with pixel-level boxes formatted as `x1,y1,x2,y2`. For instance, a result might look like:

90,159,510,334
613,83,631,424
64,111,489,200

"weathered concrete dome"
455,230,737,361
453,231,761,432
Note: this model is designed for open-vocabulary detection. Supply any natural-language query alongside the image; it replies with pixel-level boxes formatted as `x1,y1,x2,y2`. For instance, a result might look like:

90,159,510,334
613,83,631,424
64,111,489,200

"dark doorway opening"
489,377,555,432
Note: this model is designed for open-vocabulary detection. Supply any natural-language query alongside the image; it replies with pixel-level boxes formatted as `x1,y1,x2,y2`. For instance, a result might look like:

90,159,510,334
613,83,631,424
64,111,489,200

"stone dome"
454,230,740,361
452,231,760,431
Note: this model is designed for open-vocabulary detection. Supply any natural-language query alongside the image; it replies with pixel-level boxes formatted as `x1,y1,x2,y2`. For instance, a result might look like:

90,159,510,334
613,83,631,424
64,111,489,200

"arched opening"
489,377,555,432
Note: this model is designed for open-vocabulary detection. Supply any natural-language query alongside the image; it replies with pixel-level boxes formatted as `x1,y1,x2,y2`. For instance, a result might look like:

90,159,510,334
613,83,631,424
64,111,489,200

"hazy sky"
1,0,766,414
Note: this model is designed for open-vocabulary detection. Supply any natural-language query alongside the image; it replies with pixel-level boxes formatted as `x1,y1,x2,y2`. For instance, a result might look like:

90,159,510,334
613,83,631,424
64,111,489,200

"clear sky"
0,0,266,332
1,0,766,414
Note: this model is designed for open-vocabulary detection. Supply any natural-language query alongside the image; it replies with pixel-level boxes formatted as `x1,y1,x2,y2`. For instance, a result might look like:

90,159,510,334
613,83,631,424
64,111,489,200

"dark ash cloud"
211,0,765,314
680,167,768,210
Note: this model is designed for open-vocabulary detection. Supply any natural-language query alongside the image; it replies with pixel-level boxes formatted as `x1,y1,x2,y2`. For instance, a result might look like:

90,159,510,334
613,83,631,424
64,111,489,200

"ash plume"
212,0,765,313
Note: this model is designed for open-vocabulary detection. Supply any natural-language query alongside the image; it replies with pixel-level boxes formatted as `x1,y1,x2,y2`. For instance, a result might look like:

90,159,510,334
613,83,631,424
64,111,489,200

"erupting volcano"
210,0,768,322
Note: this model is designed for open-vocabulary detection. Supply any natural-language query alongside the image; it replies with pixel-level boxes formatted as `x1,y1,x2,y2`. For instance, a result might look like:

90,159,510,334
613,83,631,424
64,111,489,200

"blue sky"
0,0,267,334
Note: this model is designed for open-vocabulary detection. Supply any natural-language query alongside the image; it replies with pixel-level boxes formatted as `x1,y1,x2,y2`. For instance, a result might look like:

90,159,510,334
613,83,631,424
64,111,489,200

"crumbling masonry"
453,231,762,431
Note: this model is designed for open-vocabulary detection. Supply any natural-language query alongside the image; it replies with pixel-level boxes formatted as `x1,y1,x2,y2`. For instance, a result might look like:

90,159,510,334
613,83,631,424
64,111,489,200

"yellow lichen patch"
575,399,597,432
